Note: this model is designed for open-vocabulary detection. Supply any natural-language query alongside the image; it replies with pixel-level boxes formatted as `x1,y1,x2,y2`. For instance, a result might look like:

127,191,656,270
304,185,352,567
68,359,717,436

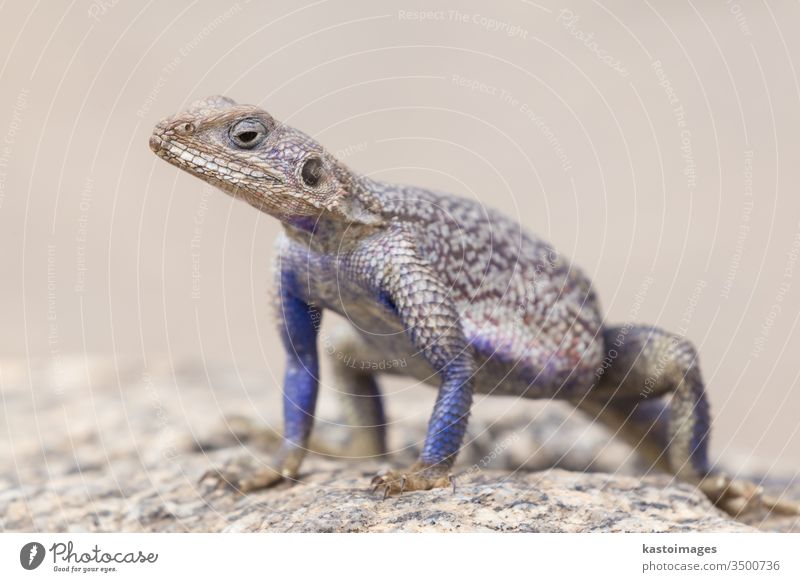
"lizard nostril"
174,122,195,135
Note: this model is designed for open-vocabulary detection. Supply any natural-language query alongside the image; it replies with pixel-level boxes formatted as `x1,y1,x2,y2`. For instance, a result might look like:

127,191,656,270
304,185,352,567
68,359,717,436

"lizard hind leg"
328,328,456,496
327,325,388,459
575,325,800,517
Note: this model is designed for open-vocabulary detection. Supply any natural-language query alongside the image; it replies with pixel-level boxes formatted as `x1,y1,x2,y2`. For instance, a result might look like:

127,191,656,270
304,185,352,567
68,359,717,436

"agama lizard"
150,95,798,516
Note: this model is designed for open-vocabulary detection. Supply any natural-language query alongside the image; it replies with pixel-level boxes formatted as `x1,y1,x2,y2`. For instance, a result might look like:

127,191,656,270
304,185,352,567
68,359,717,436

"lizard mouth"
150,130,270,186
150,127,281,185
150,130,250,202
148,131,195,164
148,131,183,161
149,125,290,219
149,132,204,174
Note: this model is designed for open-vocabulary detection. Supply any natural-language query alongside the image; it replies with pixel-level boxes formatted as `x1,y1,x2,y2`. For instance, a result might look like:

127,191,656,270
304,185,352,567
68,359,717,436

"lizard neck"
280,170,390,254
282,204,384,255
328,167,386,222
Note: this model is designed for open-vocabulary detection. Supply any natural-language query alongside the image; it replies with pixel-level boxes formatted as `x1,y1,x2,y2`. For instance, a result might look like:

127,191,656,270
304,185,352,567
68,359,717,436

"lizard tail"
572,325,711,479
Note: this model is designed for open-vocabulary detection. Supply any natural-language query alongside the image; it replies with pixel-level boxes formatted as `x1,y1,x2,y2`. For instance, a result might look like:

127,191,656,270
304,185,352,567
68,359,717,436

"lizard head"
150,95,379,231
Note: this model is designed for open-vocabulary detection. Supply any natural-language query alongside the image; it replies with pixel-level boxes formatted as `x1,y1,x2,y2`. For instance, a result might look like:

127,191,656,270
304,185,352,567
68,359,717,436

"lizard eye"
300,156,325,188
230,118,268,149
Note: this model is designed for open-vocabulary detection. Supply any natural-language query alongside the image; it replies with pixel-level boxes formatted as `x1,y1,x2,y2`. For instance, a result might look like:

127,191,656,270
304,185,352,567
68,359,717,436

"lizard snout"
149,117,172,154
149,117,194,154
149,133,163,153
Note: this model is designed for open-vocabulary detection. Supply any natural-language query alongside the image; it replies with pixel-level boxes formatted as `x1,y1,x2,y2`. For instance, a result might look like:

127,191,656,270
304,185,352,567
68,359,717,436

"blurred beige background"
1,0,799,469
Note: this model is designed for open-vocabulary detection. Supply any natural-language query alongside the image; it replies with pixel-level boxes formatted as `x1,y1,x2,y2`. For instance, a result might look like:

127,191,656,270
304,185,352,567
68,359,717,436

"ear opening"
300,156,325,188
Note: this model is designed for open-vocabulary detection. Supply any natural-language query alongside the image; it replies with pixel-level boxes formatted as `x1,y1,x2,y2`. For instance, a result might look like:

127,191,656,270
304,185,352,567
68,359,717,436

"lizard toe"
199,455,284,494
699,473,800,517
370,462,452,498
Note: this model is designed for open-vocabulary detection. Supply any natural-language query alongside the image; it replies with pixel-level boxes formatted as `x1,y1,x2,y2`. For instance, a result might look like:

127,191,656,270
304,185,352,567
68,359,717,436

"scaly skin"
151,95,797,517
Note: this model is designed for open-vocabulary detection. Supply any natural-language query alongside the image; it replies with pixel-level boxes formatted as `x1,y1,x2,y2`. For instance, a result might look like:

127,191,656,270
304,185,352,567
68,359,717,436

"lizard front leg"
365,232,474,497
202,267,321,493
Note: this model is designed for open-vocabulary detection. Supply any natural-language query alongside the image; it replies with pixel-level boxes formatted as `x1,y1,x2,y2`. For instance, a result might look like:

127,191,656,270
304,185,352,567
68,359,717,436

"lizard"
150,95,799,516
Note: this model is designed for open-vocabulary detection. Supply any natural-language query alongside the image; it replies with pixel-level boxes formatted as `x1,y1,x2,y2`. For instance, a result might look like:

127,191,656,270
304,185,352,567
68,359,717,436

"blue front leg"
420,357,473,466
275,268,321,474
197,266,322,492
364,229,475,494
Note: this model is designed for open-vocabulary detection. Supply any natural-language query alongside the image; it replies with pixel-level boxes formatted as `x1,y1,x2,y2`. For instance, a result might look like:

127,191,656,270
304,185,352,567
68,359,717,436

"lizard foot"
199,455,285,494
698,473,800,517
370,462,453,499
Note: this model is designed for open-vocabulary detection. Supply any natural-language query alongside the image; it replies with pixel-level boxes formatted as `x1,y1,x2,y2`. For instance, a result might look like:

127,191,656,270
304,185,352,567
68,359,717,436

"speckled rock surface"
1,358,796,532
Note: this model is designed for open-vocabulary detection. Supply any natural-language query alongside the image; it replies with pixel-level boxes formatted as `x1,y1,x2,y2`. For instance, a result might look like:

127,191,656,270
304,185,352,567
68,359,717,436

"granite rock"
1,357,796,533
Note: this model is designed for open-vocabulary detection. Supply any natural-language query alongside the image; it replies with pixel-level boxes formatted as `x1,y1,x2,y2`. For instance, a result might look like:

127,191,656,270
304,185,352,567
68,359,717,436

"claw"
761,494,800,516
198,469,214,485
370,476,384,494
199,468,228,492
368,463,453,498
699,473,800,517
